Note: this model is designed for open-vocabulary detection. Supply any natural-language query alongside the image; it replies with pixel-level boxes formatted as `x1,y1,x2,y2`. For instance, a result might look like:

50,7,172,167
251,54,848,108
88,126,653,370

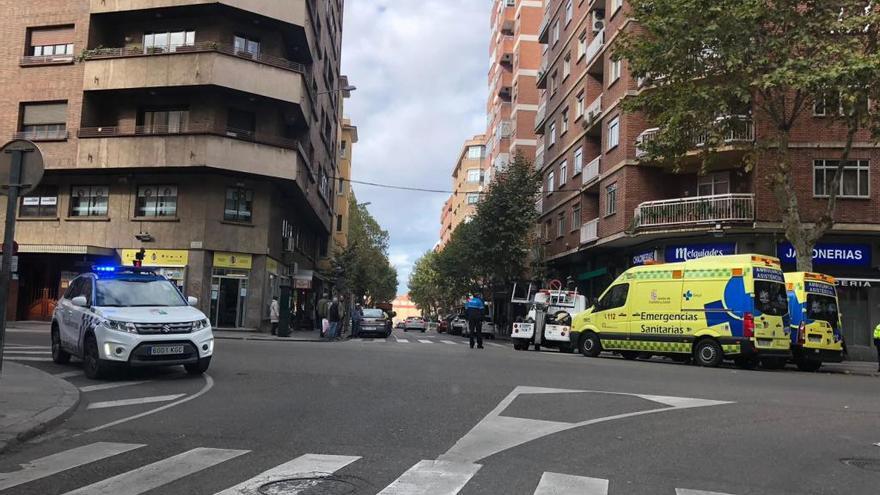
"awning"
577,267,608,281
19,244,115,256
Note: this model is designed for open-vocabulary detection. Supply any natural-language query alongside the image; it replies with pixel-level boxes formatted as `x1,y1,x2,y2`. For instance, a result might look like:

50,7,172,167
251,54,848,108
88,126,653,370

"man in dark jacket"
327,296,342,341
465,294,485,349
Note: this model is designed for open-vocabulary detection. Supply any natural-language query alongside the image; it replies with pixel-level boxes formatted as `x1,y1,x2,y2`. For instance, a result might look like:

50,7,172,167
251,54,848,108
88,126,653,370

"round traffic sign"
0,140,45,196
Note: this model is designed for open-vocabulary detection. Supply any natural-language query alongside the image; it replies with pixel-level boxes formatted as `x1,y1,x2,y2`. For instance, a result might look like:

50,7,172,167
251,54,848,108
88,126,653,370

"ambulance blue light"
93,265,118,273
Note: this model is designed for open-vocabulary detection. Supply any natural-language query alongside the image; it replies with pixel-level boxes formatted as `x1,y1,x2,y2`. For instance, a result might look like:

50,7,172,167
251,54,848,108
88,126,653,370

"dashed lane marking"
534,472,609,494
86,394,186,410
79,381,150,393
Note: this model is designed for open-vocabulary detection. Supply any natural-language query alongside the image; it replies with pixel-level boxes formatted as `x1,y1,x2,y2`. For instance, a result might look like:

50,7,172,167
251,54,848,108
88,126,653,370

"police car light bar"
93,265,118,273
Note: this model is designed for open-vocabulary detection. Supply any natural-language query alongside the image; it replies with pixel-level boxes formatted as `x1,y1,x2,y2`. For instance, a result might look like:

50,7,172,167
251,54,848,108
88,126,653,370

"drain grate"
841,458,880,472
258,476,361,495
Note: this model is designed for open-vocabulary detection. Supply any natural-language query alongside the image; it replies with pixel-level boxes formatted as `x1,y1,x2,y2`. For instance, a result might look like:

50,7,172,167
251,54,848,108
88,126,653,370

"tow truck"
510,280,589,353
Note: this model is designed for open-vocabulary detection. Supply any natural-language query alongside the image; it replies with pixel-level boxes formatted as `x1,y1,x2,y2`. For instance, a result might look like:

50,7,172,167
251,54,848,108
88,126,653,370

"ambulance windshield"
806,294,839,328
754,281,788,316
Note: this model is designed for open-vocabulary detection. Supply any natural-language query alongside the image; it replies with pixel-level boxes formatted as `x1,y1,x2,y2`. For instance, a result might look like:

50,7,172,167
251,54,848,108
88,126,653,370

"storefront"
210,252,253,328
120,249,188,292
292,269,315,329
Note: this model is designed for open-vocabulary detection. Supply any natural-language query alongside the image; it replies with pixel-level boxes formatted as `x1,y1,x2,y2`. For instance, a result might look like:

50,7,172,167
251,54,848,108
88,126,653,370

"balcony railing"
582,156,600,185
13,129,70,141
77,123,303,151
534,150,544,170
583,95,603,127
81,41,306,74
580,218,599,244
535,196,543,214
586,29,605,63
497,120,512,140
634,194,755,229
694,116,755,147
635,127,661,158
20,54,75,66
535,102,547,130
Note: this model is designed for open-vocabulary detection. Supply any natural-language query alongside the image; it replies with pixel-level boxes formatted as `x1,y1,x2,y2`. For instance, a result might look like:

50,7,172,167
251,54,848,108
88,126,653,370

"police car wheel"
693,339,723,367
51,326,71,364
620,351,639,360
795,359,822,372
83,335,112,380
579,333,602,358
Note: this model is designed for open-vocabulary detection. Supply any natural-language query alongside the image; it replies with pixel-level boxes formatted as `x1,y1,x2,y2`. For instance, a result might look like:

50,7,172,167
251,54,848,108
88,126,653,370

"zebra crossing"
0,441,740,494
3,344,53,362
353,337,508,348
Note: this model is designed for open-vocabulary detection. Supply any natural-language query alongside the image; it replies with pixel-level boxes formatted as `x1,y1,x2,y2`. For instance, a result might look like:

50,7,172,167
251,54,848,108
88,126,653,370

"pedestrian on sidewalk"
465,293,485,349
269,297,280,336
350,304,363,339
317,292,330,335
327,296,342,341
873,322,880,372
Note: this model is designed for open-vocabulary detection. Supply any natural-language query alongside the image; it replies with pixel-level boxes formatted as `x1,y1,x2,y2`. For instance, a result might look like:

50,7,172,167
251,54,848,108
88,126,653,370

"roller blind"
22,102,67,125
30,26,74,46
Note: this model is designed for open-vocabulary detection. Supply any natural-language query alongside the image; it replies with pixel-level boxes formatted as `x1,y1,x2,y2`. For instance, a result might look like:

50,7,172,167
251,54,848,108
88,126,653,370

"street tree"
617,0,880,270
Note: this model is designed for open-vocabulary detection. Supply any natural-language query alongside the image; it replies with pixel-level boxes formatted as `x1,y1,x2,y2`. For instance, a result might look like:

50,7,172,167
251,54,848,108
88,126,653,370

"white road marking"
3,356,53,362
3,350,52,355
54,370,83,378
215,453,360,495
87,394,185,410
4,345,48,350
63,447,248,495
417,339,433,344
80,381,149,393
676,490,736,495
441,340,459,345
377,460,482,495
534,472,609,494
486,342,505,348
395,338,410,343
0,442,145,491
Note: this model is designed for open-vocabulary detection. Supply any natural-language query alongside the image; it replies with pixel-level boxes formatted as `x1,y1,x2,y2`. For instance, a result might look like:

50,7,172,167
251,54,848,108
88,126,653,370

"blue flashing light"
93,265,118,273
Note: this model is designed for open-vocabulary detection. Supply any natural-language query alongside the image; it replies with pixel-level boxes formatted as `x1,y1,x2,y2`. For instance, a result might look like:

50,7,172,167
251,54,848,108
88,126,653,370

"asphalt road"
2,327,879,495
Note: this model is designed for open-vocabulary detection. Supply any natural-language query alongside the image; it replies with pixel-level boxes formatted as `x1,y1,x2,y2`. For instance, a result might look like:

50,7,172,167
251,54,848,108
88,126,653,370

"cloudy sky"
341,1,491,295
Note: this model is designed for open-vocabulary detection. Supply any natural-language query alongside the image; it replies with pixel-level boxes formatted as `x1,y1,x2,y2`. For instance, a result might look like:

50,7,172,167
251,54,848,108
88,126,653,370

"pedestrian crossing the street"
0,442,741,494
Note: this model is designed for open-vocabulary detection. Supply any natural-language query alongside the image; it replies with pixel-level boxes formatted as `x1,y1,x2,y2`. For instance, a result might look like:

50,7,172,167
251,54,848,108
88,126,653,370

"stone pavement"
0,361,80,453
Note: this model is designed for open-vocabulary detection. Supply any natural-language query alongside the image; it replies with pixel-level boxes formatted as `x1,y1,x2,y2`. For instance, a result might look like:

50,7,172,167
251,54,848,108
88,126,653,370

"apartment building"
332,116,358,253
439,135,487,248
535,0,880,354
486,0,543,181
0,0,346,331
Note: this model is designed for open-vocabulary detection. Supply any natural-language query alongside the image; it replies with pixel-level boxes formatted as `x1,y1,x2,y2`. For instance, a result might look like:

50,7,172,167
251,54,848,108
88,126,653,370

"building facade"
534,0,880,356
0,0,347,331
487,0,543,180
439,135,487,248
333,116,358,253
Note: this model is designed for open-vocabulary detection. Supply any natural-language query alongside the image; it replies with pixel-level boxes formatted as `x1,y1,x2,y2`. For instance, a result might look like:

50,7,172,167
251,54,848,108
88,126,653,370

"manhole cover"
258,476,359,495
841,458,880,472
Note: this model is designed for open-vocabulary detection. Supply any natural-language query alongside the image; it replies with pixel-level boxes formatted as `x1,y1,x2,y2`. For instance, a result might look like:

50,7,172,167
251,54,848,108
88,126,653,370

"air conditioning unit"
592,12,605,32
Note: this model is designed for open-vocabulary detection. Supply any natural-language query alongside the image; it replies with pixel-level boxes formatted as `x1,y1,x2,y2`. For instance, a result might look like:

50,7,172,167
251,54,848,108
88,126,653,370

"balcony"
580,218,599,244
534,102,547,133
582,157,600,186
82,43,306,106
536,51,549,89
635,128,660,158
495,70,513,98
583,95,603,135
494,153,510,171
534,151,544,171
496,120,512,141
77,123,307,181
634,194,755,229
19,54,75,67
89,0,308,28
586,30,605,71
636,116,754,159
498,35,514,65
536,196,543,215
13,129,70,142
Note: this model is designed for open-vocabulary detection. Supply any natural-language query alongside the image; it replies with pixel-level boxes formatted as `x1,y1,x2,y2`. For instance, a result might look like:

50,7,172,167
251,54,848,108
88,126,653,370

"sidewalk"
0,362,80,453
213,328,326,342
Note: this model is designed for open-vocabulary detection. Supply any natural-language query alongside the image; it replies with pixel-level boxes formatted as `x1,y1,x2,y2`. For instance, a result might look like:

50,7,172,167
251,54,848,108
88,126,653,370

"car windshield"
754,281,789,316
362,309,385,318
806,294,839,328
95,278,187,307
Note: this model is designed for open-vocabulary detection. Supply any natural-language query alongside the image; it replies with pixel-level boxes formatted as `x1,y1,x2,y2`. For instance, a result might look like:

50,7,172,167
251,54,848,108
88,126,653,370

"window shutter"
30,26,75,46
23,102,67,125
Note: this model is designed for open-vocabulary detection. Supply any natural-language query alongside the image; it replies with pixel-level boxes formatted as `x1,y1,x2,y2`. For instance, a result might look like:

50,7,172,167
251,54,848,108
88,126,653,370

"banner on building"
665,243,736,263
777,242,871,267
121,249,188,267
213,252,253,270
632,250,657,266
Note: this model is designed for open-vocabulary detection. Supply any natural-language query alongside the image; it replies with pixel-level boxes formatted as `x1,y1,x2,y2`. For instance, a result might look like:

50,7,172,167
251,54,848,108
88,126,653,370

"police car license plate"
151,345,184,356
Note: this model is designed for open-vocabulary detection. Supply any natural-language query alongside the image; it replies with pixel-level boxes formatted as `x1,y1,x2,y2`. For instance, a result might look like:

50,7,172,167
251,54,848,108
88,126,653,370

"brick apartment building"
0,0,347,331
439,135,487,248
486,0,543,181
535,0,880,354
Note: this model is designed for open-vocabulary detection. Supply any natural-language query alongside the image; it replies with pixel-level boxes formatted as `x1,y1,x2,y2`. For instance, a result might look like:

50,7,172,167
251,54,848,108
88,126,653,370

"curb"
0,364,81,455
214,335,325,343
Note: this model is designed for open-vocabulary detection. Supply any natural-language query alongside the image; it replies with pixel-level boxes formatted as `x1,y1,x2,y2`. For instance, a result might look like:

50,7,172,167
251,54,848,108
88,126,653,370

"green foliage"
616,0,880,270
329,195,398,305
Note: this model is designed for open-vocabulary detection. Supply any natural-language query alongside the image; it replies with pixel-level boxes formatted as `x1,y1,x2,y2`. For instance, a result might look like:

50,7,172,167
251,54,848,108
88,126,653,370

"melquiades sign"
665,243,736,262
777,243,871,267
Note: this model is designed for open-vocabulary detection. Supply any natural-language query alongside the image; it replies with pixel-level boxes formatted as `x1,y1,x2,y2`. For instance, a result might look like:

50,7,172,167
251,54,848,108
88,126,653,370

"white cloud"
342,1,489,295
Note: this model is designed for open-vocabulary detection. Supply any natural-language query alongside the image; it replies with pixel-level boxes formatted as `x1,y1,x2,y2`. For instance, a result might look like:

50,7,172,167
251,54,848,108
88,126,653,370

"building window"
562,53,571,80
224,187,254,222
565,0,574,24
574,147,583,174
606,183,618,216
609,58,622,84
336,214,343,232
69,186,109,217
697,172,730,196
337,178,345,195
557,212,566,237
813,160,870,198
467,145,484,159
552,20,560,45
575,91,585,119
467,193,480,205
227,108,256,138
136,185,177,217
27,26,75,60
549,70,558,95
572,205,582,230
543,220,551,241
611,0,624,14
144,31,195,53
561,108,569,134
577,31,587,60
20,102,67,140
547,171,556,194
466,169,481,183
233,35,260,56
607,116,620,150
559,160,568,186
548,121,557,146
140,108,189,134
340,140,348,158
19,186,58,218
32,43,73,57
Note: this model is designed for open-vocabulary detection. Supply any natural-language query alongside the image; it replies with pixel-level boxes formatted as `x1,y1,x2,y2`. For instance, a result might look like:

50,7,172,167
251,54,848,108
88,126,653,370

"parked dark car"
359,308,392,338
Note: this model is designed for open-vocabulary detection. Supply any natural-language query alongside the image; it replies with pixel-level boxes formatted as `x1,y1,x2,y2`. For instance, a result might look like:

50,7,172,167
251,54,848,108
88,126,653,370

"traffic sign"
0,140,44,195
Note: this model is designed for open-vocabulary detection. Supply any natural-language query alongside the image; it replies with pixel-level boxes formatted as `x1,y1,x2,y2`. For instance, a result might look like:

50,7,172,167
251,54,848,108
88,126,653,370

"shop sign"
267,258,279,275
836,278,880,289
213,252,253,270
293,269,313,289
121,249,188,267
665,243,736,262
777,243,871,266
632,250,657,266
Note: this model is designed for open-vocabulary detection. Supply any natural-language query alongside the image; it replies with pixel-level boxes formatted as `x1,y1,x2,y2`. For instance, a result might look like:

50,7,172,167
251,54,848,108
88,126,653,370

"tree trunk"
769,129,814,272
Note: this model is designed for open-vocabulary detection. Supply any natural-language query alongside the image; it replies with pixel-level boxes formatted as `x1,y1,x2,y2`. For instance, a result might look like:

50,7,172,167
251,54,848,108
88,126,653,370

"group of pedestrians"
314,292,365,341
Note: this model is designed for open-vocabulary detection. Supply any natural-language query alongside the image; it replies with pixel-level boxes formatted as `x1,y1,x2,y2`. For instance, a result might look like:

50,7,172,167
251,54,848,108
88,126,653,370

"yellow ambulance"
784,272,845,371
570,254,791,368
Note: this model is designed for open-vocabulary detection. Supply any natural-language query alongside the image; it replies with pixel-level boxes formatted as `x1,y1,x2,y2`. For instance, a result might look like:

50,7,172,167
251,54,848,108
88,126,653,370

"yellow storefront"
210,252,253,328
120,249,189,293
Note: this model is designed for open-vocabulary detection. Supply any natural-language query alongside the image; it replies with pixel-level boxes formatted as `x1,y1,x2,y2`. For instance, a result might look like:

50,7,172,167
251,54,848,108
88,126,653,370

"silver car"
403,317,427,332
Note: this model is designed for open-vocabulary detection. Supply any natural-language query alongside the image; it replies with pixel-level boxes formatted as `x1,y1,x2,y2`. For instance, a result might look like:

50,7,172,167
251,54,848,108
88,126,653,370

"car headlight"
192,319,210,331
104,320,138,334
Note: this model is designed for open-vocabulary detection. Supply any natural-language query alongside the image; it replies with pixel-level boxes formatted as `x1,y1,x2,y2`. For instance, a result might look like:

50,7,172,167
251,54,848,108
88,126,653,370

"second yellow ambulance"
570,254,791,368
784,272,845,371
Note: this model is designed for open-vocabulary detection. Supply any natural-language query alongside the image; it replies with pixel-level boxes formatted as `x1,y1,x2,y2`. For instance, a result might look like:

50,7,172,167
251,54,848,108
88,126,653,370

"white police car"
51,266,214,379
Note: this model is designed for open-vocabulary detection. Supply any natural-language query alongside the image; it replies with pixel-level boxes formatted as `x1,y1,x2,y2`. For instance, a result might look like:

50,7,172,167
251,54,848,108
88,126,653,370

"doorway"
211,273,248,328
